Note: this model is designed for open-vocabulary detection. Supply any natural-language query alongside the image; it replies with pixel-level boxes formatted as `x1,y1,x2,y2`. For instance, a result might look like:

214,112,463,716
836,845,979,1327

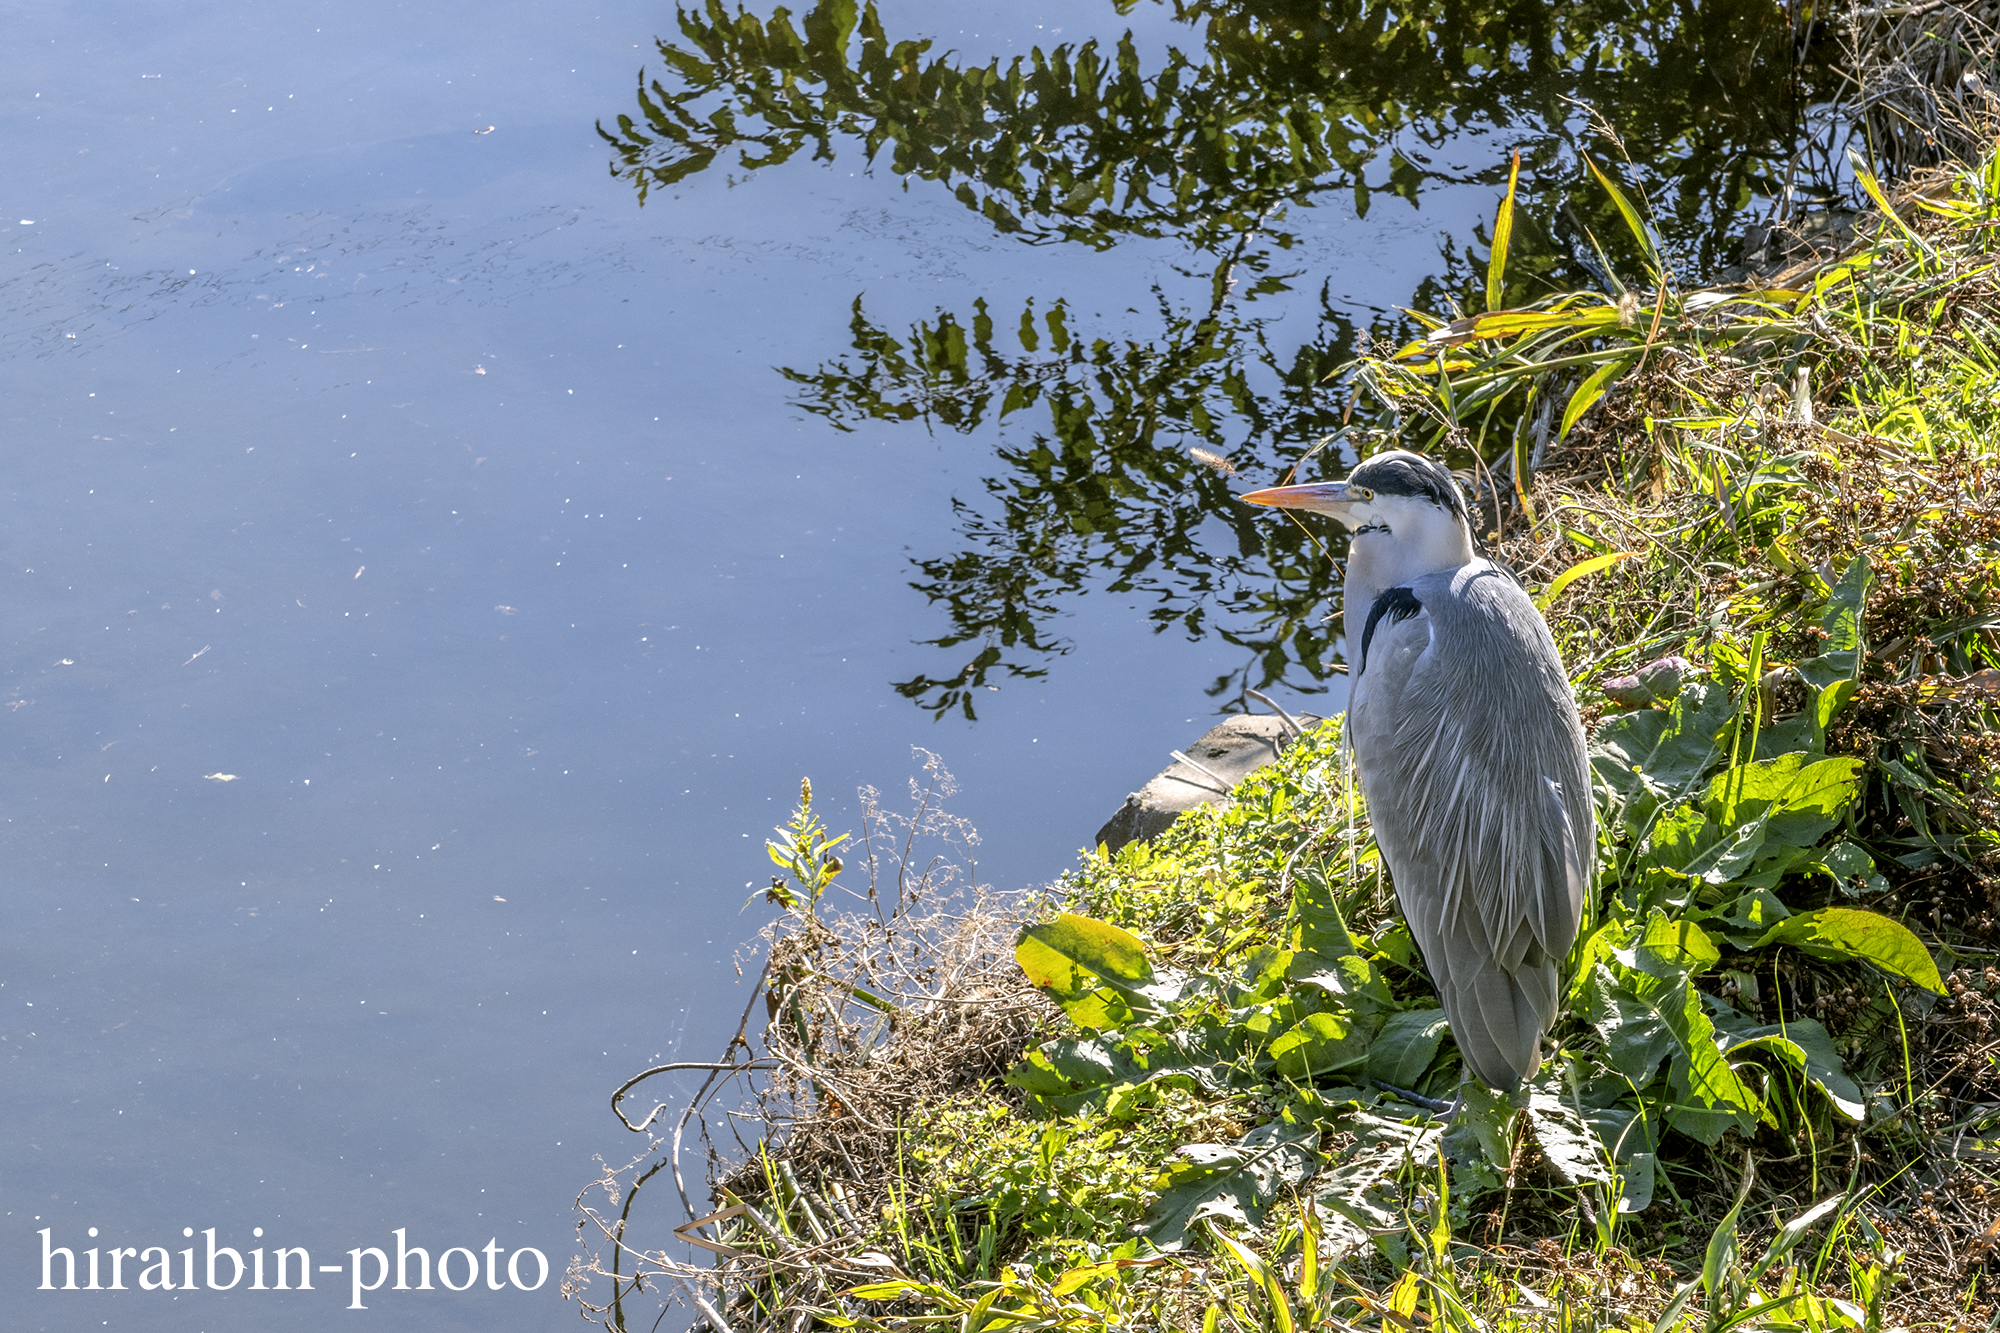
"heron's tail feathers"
1445,950,1558,1091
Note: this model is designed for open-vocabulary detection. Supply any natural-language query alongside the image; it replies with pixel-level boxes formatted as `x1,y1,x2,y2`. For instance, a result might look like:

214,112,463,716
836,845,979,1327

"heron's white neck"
1340,499,1476,656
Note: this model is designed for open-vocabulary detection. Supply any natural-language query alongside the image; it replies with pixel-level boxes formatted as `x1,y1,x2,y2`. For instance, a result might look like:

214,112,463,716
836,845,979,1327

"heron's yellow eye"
1350,485,1375,501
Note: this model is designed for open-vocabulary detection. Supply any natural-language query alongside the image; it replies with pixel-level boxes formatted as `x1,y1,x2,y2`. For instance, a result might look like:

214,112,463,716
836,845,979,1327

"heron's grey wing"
1347,564,1592,1089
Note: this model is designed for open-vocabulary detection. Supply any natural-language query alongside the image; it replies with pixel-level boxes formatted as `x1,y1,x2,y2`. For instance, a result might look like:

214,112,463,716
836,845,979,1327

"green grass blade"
1584,155,1662,278
1652,1278,1702,1333
1560,353,1633,440
1848,151,1926,252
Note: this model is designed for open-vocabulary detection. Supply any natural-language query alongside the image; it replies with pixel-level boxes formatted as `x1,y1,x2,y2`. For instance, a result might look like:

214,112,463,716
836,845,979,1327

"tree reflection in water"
604,0,1841,717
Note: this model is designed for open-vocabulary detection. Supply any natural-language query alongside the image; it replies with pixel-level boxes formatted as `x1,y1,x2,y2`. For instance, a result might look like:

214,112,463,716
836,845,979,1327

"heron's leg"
1369,1079,1456,1116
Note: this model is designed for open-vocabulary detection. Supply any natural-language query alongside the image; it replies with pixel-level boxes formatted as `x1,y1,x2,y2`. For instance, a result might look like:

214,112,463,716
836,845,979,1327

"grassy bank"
571,140,2000,1333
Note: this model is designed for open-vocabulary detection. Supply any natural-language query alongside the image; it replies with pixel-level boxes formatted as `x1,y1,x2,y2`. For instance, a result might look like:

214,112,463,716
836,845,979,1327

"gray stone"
1094,713,1318,854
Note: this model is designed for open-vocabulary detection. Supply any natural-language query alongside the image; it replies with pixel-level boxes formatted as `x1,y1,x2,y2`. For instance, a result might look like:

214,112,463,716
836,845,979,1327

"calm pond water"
3,1,1831,1327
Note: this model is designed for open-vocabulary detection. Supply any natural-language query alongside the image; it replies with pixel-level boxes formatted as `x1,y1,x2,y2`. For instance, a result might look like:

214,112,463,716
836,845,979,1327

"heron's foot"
1369,1079,1457,1116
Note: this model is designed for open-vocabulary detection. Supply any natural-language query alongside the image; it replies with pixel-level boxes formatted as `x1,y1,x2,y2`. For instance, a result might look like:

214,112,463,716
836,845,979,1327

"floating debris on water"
1188,446,1236,476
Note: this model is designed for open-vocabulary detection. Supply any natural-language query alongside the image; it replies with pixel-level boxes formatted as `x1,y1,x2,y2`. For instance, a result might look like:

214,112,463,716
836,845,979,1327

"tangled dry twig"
569,751,1055,1331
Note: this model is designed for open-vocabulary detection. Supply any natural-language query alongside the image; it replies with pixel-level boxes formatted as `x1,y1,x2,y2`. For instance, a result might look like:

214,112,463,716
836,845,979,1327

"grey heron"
1242,450,1592,1091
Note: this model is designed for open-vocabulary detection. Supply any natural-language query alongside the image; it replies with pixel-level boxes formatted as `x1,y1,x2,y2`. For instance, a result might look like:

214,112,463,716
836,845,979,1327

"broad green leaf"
1643,803,1765,885
1447,1080,1516,1168
1236,945,1294,1003
1290,867,1358,958
1702,888,1793,949
1710,1007,1864,1121
1288,949,1394,1014
1625,911,1721,980
1017,912,1153,994
1754,907,1945,992
1566,918,1628,1006
1526,1088,1612,1186
1373,922,1419,970
1364,1007,1450,1088
1050,987,1134,1031
1577,1101,1661,1212
1270,1011,1378,1079
1007,1041,1233,1116
1812,840,1878,898
1704,754,1863,847
1585,963,1677,1084
1797,555,1872,689
1621,963,1762,1141
1592,680,1734,798
1004,1033,1149,1099
1617,1151,1658,1213
1711,636,1756,695
1735,843,1818,890
1143,1120,1319,1251
1313,1113,1443,1261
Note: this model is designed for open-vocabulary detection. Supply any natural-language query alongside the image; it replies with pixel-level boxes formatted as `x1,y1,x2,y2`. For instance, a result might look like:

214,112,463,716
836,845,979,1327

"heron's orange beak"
1238,480,1367,513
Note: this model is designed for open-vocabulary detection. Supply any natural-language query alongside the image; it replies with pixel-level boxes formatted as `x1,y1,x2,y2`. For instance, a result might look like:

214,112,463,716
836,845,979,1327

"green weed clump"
572,144,2000,1333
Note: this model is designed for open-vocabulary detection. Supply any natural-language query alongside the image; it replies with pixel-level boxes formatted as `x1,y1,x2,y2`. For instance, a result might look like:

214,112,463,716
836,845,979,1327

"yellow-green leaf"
1016,912,1153,995
1208,1225,1296,1333
1486,149,1520,314
1536,550,1637,609
1849,151,1924,249
1754,908,1945,993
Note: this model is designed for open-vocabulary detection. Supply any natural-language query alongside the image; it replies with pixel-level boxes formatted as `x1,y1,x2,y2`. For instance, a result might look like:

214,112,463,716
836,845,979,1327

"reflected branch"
605,0,1846,716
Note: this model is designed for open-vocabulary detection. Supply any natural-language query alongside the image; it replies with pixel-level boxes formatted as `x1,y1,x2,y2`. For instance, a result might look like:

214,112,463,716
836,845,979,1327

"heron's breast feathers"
1347,560,1593,971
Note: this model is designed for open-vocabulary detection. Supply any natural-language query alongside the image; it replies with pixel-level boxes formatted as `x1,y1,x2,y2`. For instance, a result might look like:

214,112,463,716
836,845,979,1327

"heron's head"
1239,450,1471,540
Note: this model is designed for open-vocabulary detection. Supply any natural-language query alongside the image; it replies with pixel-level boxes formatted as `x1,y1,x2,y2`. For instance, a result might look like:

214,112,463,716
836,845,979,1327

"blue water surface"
0,2,1463,1327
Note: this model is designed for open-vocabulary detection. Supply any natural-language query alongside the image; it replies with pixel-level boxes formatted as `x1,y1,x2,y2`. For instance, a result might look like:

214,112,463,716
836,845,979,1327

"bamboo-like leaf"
1652,1278,1703,1333
1427,304,1624,346
1299,1199,1320,1305
1536,550,1637,609
1486,149,1521,313
1145,1121,1321,1250
1703,1162,1755,1309
846,1276,957,1301
1208,1223,1297,1333
1714,1292,1810,1333
1560,354,1634,440
1388,1269,1420,1319
1583,155,1662,275
1745,1193,1849,1285
1848,151,1925,249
